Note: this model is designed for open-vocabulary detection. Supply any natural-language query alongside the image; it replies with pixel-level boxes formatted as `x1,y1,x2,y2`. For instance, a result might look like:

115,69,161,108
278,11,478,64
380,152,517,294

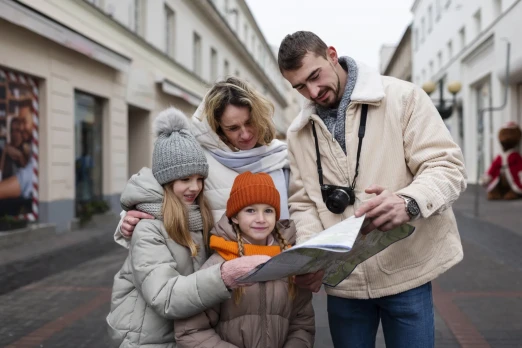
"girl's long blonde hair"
162,182,214,257
231,223,297,304
203,77,276,149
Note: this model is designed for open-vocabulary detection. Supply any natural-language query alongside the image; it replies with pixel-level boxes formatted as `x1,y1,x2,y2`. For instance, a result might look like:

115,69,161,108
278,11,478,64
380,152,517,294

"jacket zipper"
260,282,267,347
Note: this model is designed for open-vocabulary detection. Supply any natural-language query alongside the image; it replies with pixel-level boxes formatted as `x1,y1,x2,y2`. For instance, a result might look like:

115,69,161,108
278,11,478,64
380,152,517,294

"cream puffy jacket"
287,61,467,299
174,215,315,348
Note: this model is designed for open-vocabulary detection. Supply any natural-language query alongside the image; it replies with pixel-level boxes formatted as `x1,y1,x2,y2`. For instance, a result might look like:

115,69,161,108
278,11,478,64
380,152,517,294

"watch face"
407,200,421,216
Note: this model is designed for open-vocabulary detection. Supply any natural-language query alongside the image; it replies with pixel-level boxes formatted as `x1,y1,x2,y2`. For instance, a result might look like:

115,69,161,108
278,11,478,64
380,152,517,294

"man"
279,31,466,347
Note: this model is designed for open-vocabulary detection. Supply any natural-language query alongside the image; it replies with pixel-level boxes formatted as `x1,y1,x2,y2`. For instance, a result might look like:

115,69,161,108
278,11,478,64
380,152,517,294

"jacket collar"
289,60,386,133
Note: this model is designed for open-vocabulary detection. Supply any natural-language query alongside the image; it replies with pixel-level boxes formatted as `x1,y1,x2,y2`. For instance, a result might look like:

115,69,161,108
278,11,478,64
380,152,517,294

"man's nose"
309,84,321,99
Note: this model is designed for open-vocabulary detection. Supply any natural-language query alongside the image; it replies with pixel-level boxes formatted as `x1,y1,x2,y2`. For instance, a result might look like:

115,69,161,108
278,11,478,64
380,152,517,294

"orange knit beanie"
226,172,281,221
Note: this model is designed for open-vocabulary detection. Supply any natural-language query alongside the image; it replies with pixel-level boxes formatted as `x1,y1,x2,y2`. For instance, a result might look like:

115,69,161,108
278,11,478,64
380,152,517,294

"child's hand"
220,255,270,289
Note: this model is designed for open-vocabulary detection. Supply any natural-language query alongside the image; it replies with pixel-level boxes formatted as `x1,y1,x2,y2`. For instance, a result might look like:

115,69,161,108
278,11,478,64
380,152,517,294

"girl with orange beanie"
174,171,315,348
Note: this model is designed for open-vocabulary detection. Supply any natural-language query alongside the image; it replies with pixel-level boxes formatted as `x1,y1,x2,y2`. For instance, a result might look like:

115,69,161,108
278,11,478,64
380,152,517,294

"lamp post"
422,80,462,119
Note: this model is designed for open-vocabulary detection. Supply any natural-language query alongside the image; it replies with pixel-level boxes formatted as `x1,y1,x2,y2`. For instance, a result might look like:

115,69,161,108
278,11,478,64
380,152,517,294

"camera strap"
311,104,368,189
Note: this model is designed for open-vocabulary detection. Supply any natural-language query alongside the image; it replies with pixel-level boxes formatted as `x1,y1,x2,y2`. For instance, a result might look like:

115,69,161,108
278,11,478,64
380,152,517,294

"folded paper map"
237,215,415,287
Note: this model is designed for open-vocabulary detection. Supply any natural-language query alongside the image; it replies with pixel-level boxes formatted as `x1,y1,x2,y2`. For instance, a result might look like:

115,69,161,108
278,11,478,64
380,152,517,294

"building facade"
0,0,289,230
382,25,412,82
412,0,522,183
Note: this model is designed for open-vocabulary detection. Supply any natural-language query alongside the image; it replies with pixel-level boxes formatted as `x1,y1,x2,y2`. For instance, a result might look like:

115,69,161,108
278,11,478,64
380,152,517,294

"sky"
245,0,414,71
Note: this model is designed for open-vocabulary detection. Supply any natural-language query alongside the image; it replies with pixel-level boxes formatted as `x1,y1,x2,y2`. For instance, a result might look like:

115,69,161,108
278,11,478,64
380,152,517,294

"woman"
118,77,290,240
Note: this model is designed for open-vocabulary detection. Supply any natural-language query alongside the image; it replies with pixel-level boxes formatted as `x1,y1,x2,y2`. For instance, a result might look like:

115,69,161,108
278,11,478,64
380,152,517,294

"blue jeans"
327,282,434,348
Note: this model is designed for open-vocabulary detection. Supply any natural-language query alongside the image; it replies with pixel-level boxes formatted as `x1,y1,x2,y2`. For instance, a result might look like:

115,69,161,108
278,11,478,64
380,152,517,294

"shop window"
0,68,39,224
74,91,103,217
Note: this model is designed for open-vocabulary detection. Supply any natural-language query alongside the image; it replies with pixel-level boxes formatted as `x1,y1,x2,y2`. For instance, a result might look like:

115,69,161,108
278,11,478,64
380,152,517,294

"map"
237,215,415,287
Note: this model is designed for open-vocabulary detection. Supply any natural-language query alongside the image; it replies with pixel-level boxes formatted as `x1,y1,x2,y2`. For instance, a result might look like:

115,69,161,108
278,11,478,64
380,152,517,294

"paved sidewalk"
0,214,121,295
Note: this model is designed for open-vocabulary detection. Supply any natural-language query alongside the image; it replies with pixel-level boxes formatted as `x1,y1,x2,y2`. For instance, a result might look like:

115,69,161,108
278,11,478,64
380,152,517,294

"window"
210,48,218,82
244,24,248,42
134,0,145,36
74,91,104,217
251,34,255,52
429,61,434,76
428,6,433,33
235,70,240,78
447,40,453,59
473,9,482,35
445,0,451,9
494,0,502,17
435,0,442,21
165,5,175,58
224,60,230,77
437,51,443,68
193,32,202,76
459,27,466,49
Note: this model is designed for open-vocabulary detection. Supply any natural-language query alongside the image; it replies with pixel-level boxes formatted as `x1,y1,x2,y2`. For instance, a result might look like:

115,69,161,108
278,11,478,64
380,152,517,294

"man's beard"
314,72,342,109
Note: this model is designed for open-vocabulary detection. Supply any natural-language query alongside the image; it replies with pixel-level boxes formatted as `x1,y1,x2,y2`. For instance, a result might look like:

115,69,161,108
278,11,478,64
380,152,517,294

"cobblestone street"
1,187,521,348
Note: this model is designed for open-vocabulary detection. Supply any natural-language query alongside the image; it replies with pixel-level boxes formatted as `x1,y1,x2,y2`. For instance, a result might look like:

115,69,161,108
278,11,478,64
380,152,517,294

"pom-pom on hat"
152,107,209,185
226,172,281,220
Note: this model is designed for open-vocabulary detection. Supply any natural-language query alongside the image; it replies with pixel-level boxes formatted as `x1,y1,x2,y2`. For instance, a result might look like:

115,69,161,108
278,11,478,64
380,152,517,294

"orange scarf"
209,235,284,261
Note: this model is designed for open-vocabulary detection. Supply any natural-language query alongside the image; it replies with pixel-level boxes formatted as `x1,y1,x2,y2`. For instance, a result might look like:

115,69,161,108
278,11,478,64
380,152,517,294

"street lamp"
422,79,462,119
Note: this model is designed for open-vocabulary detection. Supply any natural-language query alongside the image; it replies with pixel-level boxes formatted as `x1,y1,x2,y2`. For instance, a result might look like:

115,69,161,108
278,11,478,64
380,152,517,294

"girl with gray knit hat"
107,107,271,348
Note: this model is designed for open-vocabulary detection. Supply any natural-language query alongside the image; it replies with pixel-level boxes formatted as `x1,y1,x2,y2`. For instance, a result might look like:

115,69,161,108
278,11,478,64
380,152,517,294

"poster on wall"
0,68,39,223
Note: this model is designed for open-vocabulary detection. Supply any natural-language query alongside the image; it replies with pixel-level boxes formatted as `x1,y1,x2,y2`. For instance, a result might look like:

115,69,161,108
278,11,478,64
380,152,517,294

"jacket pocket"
376,220,441,275
106,289,139,347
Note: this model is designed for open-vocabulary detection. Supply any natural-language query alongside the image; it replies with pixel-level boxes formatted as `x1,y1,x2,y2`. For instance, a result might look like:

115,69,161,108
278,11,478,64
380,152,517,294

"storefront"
0,1,131,230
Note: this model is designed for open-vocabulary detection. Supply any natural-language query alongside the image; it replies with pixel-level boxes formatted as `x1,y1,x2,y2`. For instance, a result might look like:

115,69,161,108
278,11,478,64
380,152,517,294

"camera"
321,184,355,214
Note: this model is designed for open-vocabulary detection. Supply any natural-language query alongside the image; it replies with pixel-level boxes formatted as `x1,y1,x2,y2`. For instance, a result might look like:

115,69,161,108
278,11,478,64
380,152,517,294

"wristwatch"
399,195,420,220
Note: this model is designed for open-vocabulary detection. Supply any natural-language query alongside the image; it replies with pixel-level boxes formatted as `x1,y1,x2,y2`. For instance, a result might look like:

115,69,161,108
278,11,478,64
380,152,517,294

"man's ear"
327,46,339,65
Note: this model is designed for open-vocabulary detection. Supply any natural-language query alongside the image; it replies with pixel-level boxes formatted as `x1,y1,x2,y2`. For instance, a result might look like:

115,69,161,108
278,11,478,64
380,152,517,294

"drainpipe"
474,39,511,217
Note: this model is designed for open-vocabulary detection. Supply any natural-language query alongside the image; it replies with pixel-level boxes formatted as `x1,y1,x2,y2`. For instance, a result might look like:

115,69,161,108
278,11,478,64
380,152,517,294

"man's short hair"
278,31,328,73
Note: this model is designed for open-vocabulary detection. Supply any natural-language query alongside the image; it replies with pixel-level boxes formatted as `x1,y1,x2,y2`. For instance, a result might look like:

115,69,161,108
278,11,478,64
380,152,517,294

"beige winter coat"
107,168,231,348
174,215,315,348
287,61,467,299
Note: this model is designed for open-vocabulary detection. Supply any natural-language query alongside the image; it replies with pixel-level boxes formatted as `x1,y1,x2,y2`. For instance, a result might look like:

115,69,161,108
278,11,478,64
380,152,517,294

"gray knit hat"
152,107,209,185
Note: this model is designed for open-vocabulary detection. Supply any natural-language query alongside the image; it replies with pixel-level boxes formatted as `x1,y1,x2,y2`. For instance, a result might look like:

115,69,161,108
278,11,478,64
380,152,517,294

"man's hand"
355,185,410,235
294,270,324,293
120,210,154,238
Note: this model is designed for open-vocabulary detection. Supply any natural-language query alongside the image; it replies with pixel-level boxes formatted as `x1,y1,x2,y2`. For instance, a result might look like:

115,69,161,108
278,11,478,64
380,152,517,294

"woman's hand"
220,255,271,289
120,210,154,238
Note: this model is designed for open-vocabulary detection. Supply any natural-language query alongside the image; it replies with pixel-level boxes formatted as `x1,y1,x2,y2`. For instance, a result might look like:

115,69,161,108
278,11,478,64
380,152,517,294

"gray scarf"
316,56,358,154
135,202,204,232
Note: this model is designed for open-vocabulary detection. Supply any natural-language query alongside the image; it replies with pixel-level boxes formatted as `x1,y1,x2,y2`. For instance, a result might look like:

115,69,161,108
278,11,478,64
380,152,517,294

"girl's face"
219,104,259,150
232,204,276,245
172,175,204,205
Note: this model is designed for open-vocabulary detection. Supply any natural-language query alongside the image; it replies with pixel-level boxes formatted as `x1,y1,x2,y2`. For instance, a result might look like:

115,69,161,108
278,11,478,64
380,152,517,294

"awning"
0,0,131,72
160,79,202,107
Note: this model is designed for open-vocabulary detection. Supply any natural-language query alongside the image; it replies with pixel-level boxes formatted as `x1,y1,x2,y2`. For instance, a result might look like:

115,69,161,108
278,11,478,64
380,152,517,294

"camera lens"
325,189,351,214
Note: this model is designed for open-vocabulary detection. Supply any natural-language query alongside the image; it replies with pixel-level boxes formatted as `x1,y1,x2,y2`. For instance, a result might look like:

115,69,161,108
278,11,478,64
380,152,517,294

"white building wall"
412,0,522,183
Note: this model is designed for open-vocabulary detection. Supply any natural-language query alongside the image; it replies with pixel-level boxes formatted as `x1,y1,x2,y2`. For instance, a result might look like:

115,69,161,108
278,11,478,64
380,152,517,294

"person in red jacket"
484,121,522,200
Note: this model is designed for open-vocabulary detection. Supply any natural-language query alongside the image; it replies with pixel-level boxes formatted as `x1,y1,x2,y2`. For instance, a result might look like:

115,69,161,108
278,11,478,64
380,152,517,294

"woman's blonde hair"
203,77,276,148
162,182,214,257
231,223,297,304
